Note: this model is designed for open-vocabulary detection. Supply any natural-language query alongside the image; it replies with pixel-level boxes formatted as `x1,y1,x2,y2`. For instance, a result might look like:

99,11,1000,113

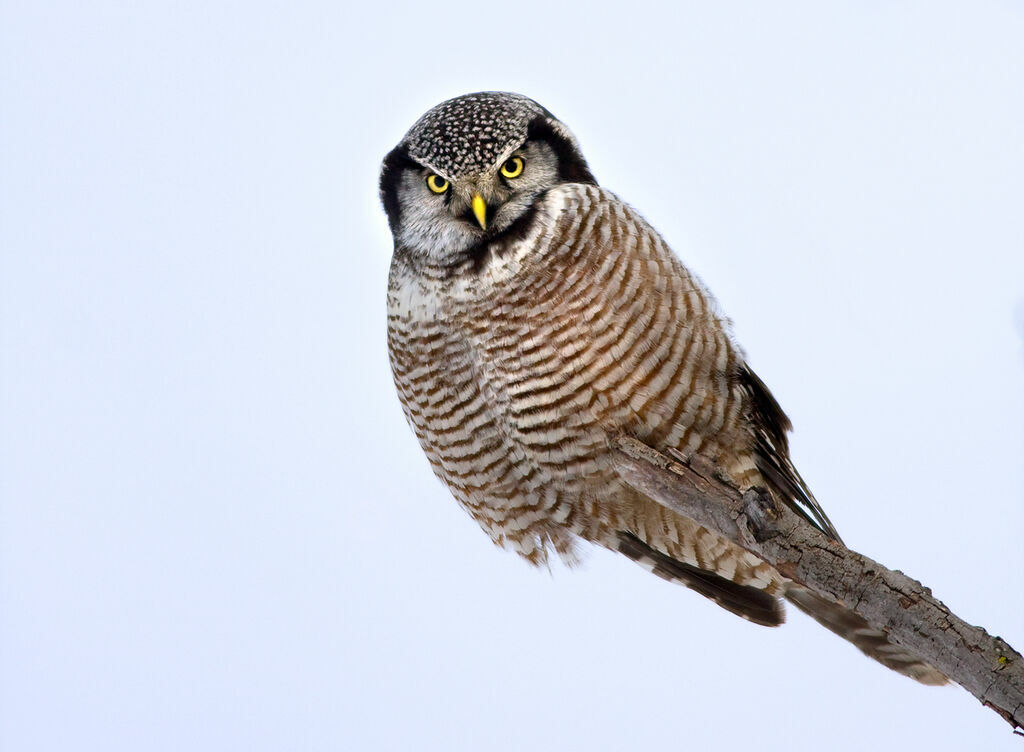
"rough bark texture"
612,436,1024,734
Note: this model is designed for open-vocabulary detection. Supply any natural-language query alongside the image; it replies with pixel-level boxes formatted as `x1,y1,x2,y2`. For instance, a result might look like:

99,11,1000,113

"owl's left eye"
426,174,449,194
500,156,525,179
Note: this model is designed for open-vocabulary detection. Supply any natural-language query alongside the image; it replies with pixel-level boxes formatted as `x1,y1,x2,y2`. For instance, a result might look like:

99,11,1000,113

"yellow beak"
471,193,487,230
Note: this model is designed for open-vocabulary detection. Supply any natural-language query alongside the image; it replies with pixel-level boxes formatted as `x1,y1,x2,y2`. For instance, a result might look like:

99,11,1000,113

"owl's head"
380,92,596,264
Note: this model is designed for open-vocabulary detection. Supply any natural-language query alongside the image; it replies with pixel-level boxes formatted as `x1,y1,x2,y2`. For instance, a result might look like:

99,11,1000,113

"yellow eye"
500,156,524,179
426,174,449,194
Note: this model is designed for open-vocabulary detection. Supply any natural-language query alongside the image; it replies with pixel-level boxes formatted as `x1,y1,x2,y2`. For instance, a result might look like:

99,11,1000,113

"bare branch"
611,436,1024,733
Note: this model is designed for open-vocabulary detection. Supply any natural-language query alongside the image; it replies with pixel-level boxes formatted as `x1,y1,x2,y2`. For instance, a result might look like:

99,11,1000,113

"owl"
381,91,945,685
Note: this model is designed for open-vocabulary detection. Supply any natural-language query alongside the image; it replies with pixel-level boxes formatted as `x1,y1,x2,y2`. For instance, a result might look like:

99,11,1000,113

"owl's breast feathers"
389,183,782,565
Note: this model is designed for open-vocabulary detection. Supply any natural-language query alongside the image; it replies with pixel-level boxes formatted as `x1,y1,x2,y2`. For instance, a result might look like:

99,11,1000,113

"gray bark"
611,436,1024,734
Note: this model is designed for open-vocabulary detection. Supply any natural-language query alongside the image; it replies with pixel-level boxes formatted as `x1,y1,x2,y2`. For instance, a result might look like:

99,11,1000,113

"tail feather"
785,586,948,685
617,532,784,627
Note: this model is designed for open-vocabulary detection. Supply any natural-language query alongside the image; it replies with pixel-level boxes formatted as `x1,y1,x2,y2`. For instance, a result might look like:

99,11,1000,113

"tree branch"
611,436,1024,734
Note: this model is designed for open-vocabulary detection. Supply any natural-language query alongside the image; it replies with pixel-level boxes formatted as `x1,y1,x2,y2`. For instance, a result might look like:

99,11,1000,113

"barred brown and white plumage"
381,91,947,685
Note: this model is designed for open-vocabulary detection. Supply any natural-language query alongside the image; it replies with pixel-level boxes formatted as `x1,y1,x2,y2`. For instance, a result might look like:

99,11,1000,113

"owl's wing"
739,364,844,543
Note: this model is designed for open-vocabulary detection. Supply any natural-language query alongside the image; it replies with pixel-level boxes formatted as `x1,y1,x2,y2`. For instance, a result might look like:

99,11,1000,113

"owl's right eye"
426,174,449,194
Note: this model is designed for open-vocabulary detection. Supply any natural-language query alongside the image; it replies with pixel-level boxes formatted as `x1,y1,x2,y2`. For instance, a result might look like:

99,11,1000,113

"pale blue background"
2,2,1022,750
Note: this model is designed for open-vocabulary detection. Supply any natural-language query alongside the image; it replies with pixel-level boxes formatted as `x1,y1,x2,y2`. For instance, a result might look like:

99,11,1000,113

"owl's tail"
784,586,948,685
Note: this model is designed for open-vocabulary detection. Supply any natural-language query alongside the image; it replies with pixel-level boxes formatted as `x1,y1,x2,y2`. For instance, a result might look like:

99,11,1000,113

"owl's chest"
387,267,611,497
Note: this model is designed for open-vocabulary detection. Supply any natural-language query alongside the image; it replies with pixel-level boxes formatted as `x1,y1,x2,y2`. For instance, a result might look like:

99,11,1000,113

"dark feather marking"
526,116,597,185
379,146,420,235
463,201,541,274
617,532,784,627
738,365,843,543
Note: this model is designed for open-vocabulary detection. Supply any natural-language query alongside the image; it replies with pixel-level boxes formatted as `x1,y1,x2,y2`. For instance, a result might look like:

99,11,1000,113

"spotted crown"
401,92,548,178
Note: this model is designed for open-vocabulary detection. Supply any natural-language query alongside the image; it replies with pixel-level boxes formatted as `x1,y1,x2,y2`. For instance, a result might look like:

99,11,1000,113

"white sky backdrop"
2,2,1023,750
